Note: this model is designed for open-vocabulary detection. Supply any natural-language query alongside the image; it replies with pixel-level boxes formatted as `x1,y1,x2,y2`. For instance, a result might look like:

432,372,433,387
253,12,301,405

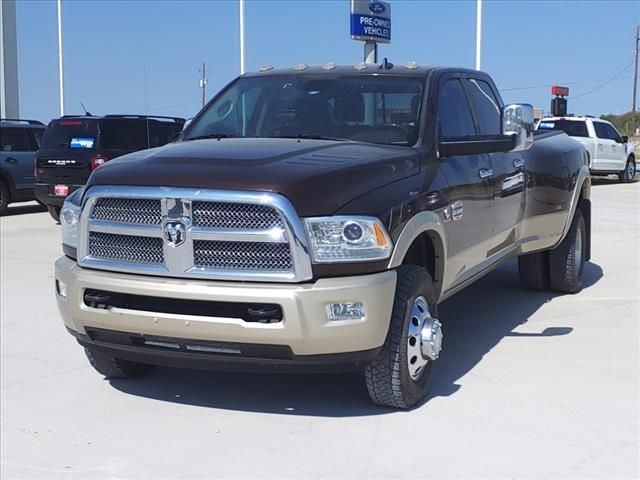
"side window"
0,128,30,152
466,79,501,135
593,122,609,139
606,124,622,143
437,79,476,138
27,129,43,151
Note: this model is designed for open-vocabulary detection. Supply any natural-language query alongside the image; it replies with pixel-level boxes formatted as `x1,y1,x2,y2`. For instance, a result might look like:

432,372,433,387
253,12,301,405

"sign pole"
364,41,377,64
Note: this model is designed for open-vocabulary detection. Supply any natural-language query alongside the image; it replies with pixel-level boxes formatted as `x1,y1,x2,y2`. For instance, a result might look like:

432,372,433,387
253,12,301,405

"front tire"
619,157,636,183
47,206,61,222
364,265,442,409
0,181,10,215
549,209,586,293
84,348,155,379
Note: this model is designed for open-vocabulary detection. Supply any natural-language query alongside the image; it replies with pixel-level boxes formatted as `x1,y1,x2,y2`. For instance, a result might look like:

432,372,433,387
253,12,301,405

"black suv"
35,115,185,221
0,119,46,214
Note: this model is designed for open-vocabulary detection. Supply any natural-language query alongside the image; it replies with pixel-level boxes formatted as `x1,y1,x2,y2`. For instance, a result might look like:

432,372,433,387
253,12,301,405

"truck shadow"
1,202,47,217
109,259,603,417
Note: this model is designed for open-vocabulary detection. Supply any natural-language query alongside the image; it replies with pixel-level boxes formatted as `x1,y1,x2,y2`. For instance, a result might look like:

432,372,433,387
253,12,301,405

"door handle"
478,168,494,179
4,157,17,164
513,158,525,169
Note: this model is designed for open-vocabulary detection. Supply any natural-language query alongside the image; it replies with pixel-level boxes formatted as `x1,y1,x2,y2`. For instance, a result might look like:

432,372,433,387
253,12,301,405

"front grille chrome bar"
76,186,313,283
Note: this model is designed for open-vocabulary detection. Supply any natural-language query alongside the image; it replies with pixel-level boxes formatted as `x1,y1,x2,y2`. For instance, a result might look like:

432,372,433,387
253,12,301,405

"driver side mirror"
502,103,534,153
438,103,534,157
622,135,629,144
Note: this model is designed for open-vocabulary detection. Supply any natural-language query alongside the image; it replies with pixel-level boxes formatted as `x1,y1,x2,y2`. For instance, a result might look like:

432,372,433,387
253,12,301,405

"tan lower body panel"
55,257,396,356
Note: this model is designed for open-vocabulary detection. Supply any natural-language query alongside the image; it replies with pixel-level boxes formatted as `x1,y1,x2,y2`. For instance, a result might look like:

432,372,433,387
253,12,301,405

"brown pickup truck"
55,64,590,408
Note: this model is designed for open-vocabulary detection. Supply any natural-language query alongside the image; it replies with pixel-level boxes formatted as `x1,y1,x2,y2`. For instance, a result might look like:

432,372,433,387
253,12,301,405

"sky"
14,0,640,123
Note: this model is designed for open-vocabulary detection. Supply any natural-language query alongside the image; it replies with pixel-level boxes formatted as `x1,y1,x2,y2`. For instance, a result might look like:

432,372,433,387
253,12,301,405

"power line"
502,75,632,92
571,60,634,100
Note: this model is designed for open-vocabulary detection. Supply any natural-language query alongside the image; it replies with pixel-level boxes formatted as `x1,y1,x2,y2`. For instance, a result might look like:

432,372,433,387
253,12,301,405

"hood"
86,137,420,216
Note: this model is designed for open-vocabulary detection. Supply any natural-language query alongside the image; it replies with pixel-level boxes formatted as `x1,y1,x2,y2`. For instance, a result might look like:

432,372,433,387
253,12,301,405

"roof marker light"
353,63,368,70
322,62,337,70
258,64,274,72
404,61,419,70
293,63,309,71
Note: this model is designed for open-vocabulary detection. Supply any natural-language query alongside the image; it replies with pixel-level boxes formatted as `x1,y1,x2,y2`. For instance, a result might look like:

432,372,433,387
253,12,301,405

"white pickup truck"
537,116,636,182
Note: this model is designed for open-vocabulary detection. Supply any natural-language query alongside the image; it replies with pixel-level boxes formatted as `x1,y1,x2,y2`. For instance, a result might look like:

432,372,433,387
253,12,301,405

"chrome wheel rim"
574,227,583,270
407,296,443,381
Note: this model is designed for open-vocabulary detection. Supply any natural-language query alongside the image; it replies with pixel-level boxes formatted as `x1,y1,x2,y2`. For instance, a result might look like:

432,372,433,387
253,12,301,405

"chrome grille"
88,232,164,264
77,187,313,282
192,201,283,230
194,240,292,271
91,198,162,225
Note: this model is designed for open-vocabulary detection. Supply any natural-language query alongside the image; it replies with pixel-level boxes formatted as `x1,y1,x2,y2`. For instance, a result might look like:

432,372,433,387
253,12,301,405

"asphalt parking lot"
1,179,638,479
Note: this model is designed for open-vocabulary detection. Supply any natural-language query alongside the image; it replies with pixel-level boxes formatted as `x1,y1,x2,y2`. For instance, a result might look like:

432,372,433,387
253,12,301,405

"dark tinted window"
437,79,476,138
1,127,31,151
593,122,609,139
605,123,622,142
42,119,98,148
99,119,150,150
29,128,44,149
538,120,589,138
466,79,501,135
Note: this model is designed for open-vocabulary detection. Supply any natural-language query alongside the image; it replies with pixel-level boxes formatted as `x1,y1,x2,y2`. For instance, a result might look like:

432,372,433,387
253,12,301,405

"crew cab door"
464,76,524,243
592,121,618,170
603,123,627,169
436,75,494,285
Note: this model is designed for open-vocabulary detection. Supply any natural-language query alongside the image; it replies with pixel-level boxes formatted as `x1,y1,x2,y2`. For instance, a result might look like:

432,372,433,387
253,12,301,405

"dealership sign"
350,0,391,44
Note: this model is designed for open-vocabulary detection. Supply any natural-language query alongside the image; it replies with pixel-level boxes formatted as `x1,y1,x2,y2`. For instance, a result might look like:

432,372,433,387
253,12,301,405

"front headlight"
304,216,392,263
60,189,83,248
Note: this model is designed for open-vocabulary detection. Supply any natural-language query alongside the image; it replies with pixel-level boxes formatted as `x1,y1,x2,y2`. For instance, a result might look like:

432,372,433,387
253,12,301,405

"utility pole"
199,62,207,107
633,25,639,135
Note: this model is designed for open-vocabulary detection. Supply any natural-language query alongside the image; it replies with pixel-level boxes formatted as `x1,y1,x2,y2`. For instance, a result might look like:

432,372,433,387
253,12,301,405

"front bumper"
55,257,396,370
34,183,83,207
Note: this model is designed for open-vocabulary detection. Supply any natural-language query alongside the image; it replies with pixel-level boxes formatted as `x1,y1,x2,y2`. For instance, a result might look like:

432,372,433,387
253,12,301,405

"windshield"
184,75,425,146
538,119,589,138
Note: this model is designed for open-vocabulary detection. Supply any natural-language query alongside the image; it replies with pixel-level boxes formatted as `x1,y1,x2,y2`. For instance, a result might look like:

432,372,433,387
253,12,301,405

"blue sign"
350,0,391,43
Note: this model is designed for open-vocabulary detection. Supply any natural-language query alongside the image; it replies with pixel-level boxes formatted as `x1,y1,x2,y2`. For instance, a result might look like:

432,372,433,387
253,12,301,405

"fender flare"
387,211,447,299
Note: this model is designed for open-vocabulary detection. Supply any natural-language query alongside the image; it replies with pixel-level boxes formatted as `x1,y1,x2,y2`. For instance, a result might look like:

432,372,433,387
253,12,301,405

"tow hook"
84,291,113,310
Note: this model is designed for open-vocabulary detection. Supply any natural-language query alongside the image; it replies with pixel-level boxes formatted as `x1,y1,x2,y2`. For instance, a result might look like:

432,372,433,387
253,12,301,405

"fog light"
326,302,365,321
56,280,68,299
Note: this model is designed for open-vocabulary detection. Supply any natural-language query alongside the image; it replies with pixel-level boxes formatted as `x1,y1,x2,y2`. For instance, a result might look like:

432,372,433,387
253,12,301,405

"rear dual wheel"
519,209,586,294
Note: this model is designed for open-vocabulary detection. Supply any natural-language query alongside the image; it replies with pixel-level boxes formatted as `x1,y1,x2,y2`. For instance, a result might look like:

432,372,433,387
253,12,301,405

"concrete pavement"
1,180,638,479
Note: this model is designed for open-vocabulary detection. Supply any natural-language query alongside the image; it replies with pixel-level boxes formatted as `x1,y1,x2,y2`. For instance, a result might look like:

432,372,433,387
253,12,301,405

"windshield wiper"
271,134,350,142
184,133,235,141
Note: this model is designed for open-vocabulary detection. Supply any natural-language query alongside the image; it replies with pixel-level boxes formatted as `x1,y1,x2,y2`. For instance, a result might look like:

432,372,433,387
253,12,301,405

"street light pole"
239,0,246,74
475,0,482,70
632,25,639,135
57,0,65,116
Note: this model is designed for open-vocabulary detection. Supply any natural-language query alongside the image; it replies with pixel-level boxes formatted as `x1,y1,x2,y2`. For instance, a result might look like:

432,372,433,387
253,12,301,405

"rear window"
538,119,589,138
42,119,98,149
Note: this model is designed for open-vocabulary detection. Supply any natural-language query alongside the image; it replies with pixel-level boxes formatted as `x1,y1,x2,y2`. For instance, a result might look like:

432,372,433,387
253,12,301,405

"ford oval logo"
368,2,386,14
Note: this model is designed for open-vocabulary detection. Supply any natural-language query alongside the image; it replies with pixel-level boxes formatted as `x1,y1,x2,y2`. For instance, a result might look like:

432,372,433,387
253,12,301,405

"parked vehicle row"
537,116,636,182
0,115,185,217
